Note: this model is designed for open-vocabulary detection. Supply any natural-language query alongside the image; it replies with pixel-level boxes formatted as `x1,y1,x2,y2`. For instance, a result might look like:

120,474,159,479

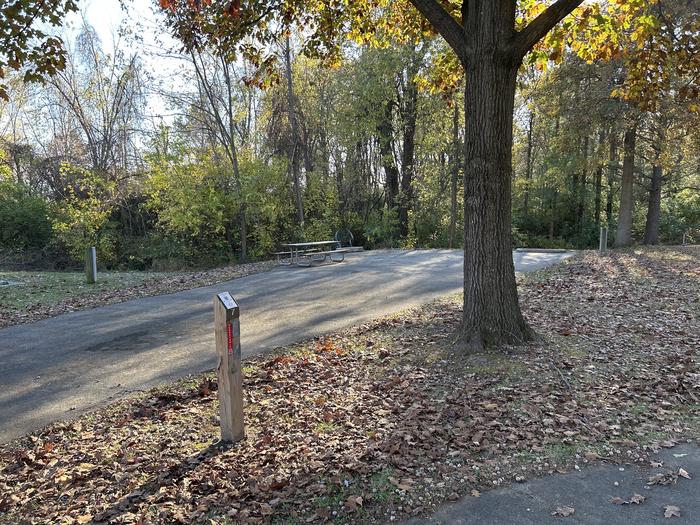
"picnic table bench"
274,241,349,267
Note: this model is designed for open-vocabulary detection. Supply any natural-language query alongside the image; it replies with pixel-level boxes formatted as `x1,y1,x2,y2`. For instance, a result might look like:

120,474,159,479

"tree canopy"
0,0,78,100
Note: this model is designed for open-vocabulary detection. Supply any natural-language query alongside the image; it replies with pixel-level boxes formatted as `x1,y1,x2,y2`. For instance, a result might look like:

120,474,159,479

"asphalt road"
0,249,574,443
405,443,700,525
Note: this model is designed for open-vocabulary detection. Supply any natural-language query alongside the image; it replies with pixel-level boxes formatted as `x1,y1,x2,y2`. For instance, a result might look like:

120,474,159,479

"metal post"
85,246,97,283
599,227,608,253
214,292,245,443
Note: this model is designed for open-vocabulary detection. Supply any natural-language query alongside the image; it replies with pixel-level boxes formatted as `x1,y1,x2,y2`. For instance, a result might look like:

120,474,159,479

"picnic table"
275,240,348,267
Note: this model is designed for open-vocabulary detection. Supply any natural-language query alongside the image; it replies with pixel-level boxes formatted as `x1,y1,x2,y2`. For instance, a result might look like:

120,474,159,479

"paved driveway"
0,249,574,443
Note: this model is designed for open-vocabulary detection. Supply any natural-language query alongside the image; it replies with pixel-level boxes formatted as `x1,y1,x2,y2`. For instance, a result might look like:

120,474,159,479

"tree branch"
510,0,584,58
407,0,469,64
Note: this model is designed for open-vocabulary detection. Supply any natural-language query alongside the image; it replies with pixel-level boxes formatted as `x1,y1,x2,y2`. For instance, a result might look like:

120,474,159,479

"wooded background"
1,0,698,270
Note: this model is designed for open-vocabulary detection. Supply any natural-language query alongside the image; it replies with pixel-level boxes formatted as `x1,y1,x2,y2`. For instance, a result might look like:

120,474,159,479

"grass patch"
0,260,275,328
0,270,162,309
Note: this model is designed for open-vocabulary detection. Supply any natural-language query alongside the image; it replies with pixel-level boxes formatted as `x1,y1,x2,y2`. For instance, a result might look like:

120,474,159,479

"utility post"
85,247,97,284
214,292,245,443
599,227,608,253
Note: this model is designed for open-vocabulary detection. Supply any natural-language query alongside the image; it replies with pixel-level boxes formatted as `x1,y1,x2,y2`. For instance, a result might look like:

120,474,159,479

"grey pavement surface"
0,249,574,443
405,443,700,524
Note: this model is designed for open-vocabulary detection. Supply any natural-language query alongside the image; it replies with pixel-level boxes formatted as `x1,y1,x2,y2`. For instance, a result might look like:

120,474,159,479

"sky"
63,0,186,123
64,0,159,54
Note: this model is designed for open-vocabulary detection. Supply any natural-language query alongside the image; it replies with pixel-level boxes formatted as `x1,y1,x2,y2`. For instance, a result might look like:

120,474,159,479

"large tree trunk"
460,55,533,350
406,0,582,351
643,164,662,244
615,124,636,247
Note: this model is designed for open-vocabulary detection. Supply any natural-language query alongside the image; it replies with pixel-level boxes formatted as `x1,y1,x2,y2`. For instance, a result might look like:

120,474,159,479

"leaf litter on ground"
1,247,699,524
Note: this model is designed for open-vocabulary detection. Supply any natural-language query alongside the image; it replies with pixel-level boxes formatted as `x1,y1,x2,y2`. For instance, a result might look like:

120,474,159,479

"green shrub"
0,181,53,250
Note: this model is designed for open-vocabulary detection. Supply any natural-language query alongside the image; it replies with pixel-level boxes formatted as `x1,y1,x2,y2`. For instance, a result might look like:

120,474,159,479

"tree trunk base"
453,320,537,353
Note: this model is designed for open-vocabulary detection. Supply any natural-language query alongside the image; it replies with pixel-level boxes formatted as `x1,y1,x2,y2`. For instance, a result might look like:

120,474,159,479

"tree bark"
460,55,533,350
377,101,400,220
606,132,617,224
594,130,604,229
548,189,557,240
448,101,459,249
577,135,588,236
615,124,636,247
398,49,419,239
643,164,662,244
523,110,534,218
284,34,304,226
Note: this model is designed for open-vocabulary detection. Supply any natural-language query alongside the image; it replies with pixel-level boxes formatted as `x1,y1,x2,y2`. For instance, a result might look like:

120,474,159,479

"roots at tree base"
453,319,537,353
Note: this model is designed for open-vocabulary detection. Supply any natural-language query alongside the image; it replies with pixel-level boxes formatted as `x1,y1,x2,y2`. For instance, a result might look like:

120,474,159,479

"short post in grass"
599,227,608,253
85,246,97,284
214,292,245,443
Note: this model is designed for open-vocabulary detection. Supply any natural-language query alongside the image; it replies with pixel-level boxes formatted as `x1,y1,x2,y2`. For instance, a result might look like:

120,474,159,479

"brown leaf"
268,479,289,491
648,472,678,485
345,496,363,511
629,494,646,505
470,489,481,498
552,505,575,517
609,496,627,505
664,505,681,518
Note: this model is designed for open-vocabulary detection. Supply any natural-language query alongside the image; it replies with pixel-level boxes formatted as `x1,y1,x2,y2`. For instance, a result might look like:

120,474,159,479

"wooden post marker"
85,246,97,284
214,292,245,443
599,227,608,253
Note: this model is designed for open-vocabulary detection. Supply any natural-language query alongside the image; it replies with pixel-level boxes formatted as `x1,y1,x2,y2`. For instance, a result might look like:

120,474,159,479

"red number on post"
227,322,233,354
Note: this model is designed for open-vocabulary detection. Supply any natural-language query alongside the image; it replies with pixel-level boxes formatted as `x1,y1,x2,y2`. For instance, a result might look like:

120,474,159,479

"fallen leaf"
552,506,575,517
678,468,691,480
648,472,678,486
609,496,627,505
664,505,681,518
470,489,481,498
628,494,645,505
345,495,363,511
